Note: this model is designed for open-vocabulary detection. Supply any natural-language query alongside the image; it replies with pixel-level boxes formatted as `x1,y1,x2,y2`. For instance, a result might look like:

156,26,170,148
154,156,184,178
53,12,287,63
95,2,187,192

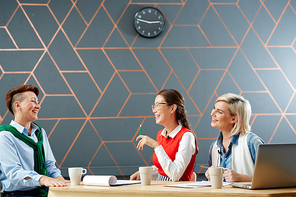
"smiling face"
211,101,237,133
153,95,174,127
15,91,40,122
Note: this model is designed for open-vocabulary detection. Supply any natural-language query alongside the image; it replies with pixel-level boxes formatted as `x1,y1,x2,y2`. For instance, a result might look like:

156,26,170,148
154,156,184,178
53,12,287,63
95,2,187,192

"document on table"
166,181,232,188
83,175,141,187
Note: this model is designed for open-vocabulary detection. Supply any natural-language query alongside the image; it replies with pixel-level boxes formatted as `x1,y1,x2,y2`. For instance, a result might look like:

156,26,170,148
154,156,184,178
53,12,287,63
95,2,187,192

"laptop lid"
250,143,296,189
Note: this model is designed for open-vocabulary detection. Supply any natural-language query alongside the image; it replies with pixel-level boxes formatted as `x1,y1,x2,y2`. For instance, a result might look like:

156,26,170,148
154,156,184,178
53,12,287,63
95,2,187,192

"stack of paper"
83,175,141,187
166,181,232,188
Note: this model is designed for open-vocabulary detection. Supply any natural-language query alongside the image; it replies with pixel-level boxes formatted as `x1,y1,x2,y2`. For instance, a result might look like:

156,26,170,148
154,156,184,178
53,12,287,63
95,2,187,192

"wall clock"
133,7,165,38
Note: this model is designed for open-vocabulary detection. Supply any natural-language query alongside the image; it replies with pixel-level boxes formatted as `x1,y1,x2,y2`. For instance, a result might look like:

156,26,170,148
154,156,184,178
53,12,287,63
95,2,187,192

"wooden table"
48,181,296,197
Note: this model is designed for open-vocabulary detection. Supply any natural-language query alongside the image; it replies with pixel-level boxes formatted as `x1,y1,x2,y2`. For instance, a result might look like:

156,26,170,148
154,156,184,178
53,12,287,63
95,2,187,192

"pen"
200,165,209,169
140,124,142,135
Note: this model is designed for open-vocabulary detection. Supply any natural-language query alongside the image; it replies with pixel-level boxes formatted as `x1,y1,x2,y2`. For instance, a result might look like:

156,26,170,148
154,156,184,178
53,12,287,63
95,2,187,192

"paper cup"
139,166,153,185
209,167,224,189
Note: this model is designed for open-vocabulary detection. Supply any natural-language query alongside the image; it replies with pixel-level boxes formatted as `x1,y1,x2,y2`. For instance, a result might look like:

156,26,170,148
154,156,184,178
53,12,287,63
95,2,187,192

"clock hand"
137,19,161,24
148,21,161,24
137,19,150,23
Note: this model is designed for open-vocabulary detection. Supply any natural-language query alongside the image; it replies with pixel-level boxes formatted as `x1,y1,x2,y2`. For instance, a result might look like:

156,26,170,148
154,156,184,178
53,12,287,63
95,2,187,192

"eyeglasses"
151,103,171,111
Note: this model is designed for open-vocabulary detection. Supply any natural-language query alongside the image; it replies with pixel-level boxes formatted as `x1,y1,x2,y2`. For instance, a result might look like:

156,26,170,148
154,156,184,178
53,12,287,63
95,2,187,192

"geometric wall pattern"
0,0,296,179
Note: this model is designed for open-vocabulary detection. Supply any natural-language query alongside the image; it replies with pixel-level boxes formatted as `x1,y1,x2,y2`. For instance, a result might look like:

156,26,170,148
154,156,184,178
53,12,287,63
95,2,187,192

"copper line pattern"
4,4,20,49
186,49,201,92
0,0,295,175
15,0,89,123
157,4,179,47
160,70,173,90
3,27,19,49
158,50,189,92
192,0,253,131
51,4,103,101
284,113,296,135
57,119,89,167
102,143,125,177
85,120,118,176
45,50,89,118
291,1,296,14
211,3,238,46
87,143,104,175
265,0,289,45
148,154,154,166
251,5,295,90
239,49,284,114
268,115,284,144
227,70,242,92
37,3,92,117
250,114,257,127
75,0,104,48
90,116,155,120
130,49,158,91
117,93,132,117
237,1,285,116
72,1,88,32
101,5,117,47
117,0,133,45
87,71,117,117
87,140,125,177
17,2,47,49
185,48,201,85
254,68,281,70
242,37,294,143
260,1,277,24
47,119,60,139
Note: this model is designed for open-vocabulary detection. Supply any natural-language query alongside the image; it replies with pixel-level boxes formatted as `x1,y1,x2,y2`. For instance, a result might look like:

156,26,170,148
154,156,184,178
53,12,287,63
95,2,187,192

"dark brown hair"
157,89,191,130
6,84,39,115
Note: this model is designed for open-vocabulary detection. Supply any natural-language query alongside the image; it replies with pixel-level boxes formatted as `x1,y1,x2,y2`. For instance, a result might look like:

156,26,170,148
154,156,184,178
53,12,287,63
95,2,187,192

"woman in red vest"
130,89,198,181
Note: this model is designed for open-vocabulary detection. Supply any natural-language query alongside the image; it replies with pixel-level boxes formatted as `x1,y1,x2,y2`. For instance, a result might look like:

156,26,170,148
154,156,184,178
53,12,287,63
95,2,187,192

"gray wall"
1,0,296,179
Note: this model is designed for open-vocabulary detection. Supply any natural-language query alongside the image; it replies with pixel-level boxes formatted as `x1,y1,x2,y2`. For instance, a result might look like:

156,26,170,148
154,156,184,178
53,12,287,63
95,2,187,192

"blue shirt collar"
217,131,240,147
10,120,39,136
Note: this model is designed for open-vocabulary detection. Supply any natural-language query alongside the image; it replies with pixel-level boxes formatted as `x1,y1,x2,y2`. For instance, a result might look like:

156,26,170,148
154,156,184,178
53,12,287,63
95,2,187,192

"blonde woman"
205,93,264,182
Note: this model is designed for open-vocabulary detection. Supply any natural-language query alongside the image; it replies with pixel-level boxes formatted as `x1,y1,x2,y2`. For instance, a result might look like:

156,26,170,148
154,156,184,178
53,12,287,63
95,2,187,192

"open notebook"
232,143,296,189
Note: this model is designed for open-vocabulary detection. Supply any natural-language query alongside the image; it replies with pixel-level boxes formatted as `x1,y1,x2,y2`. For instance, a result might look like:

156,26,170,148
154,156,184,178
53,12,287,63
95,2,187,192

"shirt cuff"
33,174,43,183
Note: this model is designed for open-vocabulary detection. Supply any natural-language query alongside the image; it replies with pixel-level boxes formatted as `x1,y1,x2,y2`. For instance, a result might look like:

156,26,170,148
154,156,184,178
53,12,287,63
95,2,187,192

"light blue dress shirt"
0,121,61,193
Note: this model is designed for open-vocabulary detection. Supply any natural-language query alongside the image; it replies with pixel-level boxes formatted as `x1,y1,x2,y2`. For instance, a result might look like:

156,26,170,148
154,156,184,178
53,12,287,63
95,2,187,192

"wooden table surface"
48,181,296,197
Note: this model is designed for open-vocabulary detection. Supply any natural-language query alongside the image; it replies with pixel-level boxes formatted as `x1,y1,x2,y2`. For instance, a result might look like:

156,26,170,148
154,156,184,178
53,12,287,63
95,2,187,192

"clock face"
133,7,165,38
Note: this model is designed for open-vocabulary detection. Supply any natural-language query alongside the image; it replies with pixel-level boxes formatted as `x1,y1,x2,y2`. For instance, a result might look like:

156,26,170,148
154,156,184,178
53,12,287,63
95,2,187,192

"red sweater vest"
152,127,197,181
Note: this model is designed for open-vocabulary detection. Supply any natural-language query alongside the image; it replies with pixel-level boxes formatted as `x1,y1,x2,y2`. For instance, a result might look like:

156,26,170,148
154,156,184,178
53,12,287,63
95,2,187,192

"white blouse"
152,124,196,181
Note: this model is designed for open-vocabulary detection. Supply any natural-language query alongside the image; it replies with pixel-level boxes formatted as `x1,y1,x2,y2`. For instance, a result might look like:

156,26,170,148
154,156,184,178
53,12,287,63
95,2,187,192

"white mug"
68,167,87,185
209,167,225,189
139,166,153,185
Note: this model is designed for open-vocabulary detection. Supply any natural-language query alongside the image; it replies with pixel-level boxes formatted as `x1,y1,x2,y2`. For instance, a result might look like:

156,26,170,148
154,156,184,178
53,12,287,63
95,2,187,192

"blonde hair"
216,93,251,136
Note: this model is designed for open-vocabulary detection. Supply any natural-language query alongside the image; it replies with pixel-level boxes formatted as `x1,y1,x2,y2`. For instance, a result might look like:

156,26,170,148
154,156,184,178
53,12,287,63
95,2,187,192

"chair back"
190,172,197,181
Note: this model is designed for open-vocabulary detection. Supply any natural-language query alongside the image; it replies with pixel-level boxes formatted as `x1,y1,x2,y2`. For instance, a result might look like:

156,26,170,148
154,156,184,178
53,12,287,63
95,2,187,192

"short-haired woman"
205,93,264,182
0,84,69,197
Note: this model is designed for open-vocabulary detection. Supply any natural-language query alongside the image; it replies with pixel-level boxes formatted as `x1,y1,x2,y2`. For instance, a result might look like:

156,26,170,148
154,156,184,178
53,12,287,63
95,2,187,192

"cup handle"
82,169,87,175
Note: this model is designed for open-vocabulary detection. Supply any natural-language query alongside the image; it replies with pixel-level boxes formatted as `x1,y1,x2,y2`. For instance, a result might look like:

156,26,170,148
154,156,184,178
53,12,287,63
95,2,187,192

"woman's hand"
205,165,215,181
130,171,140,180
136,135,160,150
223,169,252,182
39,176,69,187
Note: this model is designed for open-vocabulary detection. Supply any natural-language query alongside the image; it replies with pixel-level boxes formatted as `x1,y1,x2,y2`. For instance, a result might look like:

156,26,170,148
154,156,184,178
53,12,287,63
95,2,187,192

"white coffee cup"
139,166,153,185
209,167,225,189
68,167,87,185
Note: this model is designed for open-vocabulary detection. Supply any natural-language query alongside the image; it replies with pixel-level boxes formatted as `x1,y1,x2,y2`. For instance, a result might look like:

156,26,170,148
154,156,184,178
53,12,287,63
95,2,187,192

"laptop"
232,143,296,189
